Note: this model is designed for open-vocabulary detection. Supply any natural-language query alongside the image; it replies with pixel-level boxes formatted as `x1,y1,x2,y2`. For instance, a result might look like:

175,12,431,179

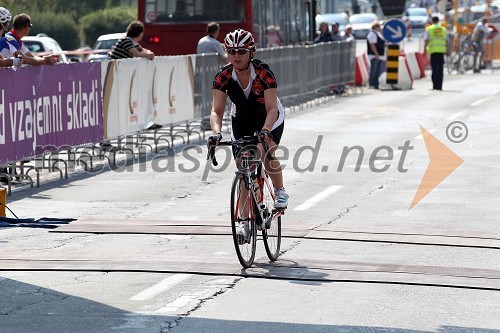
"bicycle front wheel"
230,174,257,268
260,171,281,261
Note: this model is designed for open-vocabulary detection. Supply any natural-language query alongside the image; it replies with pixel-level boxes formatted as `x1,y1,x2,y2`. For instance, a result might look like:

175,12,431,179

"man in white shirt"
366,21,386,89
197,22,228,65
472,18,493,73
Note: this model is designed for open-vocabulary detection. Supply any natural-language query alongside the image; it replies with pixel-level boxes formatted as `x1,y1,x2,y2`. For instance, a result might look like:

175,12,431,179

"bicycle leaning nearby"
446,33,476,74
207,135,283,268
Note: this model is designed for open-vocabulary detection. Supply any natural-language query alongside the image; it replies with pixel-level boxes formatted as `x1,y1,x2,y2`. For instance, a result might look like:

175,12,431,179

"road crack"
160,277,241,333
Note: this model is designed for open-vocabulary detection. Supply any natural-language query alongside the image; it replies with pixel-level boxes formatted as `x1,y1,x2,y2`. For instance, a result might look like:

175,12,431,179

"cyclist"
0,7,22,67
207,29,288,239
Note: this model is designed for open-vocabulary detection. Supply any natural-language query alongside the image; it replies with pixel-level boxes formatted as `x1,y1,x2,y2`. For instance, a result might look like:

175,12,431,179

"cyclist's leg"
259,123,288,209
259,122,284,188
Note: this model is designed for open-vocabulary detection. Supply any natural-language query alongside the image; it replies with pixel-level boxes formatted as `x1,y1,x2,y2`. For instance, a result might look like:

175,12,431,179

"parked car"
315,13,350,32
22,34,69,63
349,13,378,39
448,4,500,25
87,33,125,62
402,7,430,28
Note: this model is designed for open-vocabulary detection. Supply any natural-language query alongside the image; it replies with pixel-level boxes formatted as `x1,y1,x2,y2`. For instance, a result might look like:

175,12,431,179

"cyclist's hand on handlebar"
207,132,222,147
258,128,273,144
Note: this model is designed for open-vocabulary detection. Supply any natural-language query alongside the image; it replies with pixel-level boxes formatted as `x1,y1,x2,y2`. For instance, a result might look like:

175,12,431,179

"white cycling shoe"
274,188,289,210
236,219,250,245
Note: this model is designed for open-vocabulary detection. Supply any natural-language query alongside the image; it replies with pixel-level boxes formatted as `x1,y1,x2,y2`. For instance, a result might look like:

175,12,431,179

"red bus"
138,0,316,56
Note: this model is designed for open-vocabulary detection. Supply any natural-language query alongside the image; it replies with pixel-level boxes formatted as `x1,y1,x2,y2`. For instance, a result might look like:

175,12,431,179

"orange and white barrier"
406,52,423,80
415,52,429,73
398,55,413,90
380,55,413,90
355,53,370,86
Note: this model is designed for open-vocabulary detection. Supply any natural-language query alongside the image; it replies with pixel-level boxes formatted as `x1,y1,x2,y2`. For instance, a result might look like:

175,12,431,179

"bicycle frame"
236,148,282,228
208,137,282,226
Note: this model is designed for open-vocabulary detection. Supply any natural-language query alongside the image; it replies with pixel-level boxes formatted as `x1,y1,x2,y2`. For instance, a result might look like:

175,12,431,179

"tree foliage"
80,7,136,46
1,0,137,49
2,0,137,22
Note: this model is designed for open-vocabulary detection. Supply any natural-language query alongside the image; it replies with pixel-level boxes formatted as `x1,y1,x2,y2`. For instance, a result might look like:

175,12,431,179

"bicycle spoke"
231,175,256,268
260,171,281,261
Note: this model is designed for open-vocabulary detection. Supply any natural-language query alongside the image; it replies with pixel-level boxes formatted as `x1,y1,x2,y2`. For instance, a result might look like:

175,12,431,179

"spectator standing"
0,13,59,66
341,25,354,42
314,22,333,43
366,21,386,89
0,7,22,67
424,16,446,90
265,25,284,48
472,18,492,73
109,21,155,60
331,22,343,41
197,22,228,64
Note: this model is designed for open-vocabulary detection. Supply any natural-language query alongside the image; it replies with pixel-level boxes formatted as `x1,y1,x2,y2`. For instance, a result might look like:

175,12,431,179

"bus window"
145,0,246,23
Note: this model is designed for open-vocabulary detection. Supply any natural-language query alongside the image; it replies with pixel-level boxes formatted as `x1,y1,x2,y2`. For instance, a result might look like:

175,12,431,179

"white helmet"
0,7,11,24
224,29,255,50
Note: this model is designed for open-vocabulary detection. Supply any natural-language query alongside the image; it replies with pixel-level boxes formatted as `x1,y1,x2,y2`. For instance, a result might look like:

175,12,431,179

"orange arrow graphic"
409,126,464,209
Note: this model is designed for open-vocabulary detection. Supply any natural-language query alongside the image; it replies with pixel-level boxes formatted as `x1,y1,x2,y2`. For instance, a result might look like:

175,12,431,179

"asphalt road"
1,64,500,332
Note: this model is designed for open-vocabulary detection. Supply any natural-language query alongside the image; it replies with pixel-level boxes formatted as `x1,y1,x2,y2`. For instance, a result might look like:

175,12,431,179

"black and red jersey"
212,58,284,136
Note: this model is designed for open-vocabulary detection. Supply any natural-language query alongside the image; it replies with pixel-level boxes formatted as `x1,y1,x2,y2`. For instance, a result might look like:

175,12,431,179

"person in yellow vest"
424,16,447,90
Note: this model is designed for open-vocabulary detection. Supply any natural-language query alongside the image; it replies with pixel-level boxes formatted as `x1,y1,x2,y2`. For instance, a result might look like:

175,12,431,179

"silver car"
349,13,378,39
402,7,430,28
22,34,69,63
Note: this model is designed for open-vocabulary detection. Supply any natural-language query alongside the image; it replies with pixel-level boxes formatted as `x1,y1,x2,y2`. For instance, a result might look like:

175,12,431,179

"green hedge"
29,12,80,50
80,7,136,47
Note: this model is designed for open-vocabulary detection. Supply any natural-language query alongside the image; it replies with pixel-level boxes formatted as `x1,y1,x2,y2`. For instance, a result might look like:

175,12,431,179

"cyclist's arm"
210,89,227,134
263,88,279,131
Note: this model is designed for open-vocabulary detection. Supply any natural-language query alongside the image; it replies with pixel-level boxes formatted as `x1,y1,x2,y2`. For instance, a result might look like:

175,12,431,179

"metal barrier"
193,41,356,117
256,41,356,97
193,54,220,119
1,42,357,193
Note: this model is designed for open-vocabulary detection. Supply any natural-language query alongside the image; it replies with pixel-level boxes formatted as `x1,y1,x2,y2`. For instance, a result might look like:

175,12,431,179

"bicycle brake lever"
208,145,218,166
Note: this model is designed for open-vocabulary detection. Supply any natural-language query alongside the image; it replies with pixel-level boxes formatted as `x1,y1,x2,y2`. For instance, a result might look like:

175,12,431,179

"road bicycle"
208,136,282,268
446,34,476,74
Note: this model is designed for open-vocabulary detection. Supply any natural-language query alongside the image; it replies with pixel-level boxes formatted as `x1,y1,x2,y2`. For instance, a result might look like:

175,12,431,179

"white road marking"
374,150,402,166
345,150,401,169
345,164,370,169
129,274,192,301
154,289,211,314
447,111,466,120
294,185,342,211
213,252,229,255
470,97,494,107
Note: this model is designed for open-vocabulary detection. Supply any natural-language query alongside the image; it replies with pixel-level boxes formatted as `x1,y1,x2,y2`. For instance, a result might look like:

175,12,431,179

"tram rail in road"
1,218,499,291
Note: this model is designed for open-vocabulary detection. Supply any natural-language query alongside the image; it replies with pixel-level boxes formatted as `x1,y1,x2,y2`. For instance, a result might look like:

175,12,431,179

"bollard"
0,187,6,217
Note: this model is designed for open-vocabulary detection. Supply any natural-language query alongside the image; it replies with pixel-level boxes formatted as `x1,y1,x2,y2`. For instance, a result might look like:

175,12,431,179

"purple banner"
0,63,103,165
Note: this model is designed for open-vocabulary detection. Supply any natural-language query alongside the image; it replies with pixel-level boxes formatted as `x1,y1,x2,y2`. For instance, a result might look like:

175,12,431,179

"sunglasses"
227,48,249,55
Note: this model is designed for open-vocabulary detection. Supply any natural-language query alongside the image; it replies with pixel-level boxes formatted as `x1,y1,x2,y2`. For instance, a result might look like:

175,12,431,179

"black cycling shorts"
231,122,284,158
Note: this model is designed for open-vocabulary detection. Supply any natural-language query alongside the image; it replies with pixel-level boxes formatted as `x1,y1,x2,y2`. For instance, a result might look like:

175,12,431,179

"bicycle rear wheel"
461,52,475,72
230,174,257,268
260,171,281,261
